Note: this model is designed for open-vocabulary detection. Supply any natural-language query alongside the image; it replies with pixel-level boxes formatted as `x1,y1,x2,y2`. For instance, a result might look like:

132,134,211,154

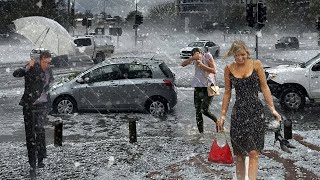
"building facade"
174,0,245,32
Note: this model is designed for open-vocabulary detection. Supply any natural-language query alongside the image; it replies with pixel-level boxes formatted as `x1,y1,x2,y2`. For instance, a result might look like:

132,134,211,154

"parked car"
275,36,299,49
265,53,320,111
179,40,220,58
49,57,177,116
51,35,115,67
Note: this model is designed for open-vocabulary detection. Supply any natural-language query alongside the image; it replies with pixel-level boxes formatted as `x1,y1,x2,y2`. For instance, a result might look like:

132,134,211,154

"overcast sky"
75,0,173,17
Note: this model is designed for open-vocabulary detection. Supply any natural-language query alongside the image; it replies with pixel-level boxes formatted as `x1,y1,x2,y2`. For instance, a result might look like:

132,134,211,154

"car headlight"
267,72,277,80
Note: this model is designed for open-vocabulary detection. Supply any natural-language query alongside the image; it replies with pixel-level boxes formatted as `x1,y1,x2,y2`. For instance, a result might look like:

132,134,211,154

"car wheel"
53,96,77,114
145,97,168,116
94,53,105,64
280,88,305,111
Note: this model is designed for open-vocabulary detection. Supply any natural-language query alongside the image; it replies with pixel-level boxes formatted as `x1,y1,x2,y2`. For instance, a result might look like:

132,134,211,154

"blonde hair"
224,40,251,59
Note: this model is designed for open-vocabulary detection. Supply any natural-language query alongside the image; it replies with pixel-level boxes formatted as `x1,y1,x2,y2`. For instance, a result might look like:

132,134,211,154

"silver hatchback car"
49,57,177,116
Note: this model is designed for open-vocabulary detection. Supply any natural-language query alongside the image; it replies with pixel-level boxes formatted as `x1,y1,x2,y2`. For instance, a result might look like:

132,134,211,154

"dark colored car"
275,36,299,49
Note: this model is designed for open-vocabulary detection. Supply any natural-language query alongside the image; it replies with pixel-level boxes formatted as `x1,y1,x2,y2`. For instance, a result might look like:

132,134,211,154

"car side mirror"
311,64,320,71
76,77,84,84
76,77,91,84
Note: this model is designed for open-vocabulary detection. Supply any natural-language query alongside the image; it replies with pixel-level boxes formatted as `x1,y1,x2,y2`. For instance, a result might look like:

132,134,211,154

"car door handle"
311,75,319,79
110,83,118,87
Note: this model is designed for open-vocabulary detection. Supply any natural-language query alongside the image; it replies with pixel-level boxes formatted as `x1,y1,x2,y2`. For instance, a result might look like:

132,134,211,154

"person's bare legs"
236,154,246,180
248,150,259,180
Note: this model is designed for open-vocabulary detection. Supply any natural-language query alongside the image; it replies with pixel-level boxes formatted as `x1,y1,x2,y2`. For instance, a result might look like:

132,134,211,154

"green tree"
309,0,320,28
147,2,177,23
224,4,246,31
267,0,315,32
1,0,68,31
125,10,142,24
113,15,124,26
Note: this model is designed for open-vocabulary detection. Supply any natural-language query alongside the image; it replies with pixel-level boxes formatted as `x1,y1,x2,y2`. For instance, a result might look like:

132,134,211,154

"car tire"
94,53,105,64
53,96,77,114
145,97,168,116
280,88,305,111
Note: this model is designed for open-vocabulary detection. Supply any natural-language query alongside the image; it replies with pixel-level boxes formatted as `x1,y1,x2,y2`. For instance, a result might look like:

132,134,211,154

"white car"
266,53,320,110
179,40,220,58
51,35,115,67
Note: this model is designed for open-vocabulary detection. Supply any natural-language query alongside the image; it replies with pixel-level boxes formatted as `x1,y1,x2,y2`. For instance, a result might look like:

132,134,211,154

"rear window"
74,38,92,47
159,63,174,78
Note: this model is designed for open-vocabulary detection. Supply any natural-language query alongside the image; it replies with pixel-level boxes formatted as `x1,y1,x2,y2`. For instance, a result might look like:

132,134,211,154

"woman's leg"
194,88,203,133
201,95,218,123
248,150,259,180
235,154,246,180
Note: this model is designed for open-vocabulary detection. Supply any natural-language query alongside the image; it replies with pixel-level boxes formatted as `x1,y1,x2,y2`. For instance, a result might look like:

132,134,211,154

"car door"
73,37,94,61
118,63,153,110
309,60,320,98
77,64,120,110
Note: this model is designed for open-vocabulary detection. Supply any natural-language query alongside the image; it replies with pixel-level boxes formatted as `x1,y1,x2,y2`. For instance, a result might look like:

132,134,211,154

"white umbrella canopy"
13,16,75,56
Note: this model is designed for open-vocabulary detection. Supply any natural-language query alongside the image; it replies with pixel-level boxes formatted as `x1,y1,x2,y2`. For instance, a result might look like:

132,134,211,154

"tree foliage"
147,2,177,21
0,0,67,33
224,4,246,30
125,10,142,24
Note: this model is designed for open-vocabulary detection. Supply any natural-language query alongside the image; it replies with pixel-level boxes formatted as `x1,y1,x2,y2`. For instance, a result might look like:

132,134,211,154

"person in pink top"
181,47,218,134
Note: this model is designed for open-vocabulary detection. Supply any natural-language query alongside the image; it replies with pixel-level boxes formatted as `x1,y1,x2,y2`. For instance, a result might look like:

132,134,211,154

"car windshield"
300,53,320,68
279,37,287,42
50,71,80,90
188,42,205,47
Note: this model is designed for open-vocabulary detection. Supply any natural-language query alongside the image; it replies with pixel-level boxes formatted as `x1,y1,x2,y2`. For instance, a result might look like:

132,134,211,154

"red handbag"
208,133,234,164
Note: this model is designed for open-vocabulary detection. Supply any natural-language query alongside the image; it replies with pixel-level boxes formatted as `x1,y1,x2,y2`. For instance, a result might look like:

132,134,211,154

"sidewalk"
146,133,320,180
0,130,319,179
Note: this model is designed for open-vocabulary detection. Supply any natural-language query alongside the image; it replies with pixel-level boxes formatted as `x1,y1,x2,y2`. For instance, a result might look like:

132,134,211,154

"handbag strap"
207,74,217,86
215,131,228,143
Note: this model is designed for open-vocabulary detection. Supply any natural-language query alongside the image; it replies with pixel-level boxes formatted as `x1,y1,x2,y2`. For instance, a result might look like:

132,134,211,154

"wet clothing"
194,87,217,133
13,63,53,168
192,52,217,133
13,64,53,107
228,65,265,155
23,105,48,168
192,52,215,87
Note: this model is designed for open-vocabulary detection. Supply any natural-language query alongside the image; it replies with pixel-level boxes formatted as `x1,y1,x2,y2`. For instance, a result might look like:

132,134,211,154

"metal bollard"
283,118,292,140
129,119,137,143
54,120,63,146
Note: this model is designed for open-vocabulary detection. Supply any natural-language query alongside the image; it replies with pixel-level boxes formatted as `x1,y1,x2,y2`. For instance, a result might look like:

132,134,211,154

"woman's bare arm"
255,60,281,120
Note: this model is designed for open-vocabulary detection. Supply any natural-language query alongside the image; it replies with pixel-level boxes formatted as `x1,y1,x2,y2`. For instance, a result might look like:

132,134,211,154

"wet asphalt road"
0,56,319,144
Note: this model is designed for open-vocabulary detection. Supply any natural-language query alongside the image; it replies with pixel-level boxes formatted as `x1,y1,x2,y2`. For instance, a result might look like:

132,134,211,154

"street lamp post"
67,0,71,32
134,0,138,47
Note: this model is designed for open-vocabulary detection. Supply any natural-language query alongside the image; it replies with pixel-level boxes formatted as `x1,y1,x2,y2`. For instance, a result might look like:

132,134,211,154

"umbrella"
13,16,75,56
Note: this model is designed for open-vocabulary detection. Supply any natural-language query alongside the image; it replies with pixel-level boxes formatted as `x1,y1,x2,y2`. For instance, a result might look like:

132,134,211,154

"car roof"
77,56,165,78
101,56,164,66
194,40,210,42
281,36,298,39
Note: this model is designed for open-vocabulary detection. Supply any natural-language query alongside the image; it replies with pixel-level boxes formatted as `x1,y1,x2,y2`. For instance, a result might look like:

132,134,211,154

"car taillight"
163,79,173,87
